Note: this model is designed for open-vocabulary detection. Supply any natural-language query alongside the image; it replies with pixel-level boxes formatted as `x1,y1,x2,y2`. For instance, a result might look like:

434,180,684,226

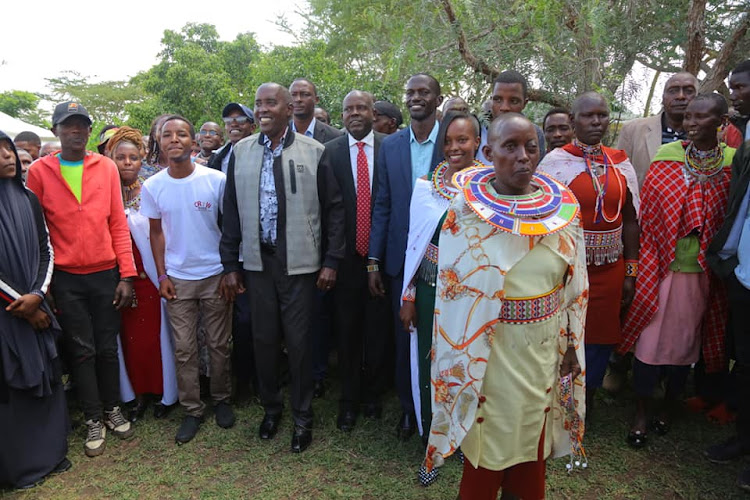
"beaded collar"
683,141,724,183
431,160,484,201
457,167,579,236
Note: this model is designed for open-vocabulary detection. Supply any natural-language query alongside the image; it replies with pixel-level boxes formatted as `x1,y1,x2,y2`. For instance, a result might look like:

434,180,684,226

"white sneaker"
104,406,135,439
84,419,106,457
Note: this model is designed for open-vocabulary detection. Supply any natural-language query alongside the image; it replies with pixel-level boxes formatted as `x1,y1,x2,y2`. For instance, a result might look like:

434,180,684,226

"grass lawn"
2,381,747,499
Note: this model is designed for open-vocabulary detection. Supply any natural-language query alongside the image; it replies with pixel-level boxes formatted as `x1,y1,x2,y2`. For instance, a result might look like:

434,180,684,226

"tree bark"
684,0,707,75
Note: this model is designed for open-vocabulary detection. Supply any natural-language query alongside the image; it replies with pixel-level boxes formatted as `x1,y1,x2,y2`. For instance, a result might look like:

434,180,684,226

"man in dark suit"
320,90,391,432
290,78,344,398
368,73,443,440
290,78,344,143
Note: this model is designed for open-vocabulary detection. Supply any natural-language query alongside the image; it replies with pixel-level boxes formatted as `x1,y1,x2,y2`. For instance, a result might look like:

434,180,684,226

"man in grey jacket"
219,82,345,453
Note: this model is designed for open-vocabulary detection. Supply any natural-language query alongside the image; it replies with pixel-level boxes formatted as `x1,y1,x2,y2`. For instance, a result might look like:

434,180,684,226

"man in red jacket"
26,101,137,458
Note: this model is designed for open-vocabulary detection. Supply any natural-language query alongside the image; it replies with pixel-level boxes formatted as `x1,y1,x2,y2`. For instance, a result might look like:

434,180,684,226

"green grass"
1,383,747,499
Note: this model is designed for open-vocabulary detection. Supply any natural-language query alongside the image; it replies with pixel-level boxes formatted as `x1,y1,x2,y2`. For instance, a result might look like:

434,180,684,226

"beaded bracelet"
402,282,416,303
625,260,638,278
158,274,169,283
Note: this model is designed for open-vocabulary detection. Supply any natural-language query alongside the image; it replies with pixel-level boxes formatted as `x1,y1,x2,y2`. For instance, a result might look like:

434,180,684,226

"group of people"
1,58,750,499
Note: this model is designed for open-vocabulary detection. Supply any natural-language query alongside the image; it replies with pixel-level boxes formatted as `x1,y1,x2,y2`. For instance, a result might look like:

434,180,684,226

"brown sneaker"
104,406,135,440
84,419,106,457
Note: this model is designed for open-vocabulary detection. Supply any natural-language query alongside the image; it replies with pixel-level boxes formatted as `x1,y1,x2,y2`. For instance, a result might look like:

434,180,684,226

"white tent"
0,111,56,142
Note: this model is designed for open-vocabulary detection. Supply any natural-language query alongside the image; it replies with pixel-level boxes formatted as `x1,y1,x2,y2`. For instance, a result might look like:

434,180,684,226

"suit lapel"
398,128,412,190
645,114,663,164
372,133,383,210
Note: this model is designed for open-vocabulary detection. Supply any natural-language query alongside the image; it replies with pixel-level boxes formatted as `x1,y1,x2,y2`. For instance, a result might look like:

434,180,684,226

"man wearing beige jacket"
617,72,698,186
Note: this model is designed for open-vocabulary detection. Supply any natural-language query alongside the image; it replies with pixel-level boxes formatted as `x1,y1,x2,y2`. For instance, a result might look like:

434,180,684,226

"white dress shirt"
348,130,375,192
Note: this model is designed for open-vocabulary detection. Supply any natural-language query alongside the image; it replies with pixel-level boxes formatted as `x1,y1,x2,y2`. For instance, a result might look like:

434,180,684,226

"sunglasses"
223,116,253,125
199,130,221,136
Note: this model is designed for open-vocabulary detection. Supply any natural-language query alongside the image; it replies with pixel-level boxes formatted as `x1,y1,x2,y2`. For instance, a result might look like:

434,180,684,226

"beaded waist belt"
498,283,563,324
417,243,439,287
584,225,623,266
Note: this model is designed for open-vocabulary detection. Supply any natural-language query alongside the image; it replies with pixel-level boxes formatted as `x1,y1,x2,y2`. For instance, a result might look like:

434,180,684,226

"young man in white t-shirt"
141,115,234,444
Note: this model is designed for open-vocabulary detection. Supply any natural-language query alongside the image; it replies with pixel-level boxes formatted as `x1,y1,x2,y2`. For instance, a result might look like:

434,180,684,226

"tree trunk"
684,0,707,75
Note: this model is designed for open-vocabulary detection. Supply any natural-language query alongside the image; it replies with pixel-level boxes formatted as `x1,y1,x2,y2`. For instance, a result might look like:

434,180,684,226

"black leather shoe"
396,412,416,441
215,402,235,429
362,403,382,420
128,399,149,422
706,437,750,464
291,426,312,453
313,380,326,398
153,402,177,419
175,415,203,444
337,410,357,432
258,413,281,440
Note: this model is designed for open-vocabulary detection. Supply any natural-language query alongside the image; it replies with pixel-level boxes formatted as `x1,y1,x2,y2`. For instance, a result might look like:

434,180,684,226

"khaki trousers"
166,274,232,417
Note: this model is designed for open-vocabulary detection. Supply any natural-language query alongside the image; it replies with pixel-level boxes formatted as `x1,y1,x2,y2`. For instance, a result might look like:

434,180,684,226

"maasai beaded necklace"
574,139,621,224
683,141,724,183
459,167,579,236
431,160,483,200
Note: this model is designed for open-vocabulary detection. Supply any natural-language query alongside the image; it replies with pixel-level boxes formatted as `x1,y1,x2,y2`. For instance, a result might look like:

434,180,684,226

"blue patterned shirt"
259,129,287,245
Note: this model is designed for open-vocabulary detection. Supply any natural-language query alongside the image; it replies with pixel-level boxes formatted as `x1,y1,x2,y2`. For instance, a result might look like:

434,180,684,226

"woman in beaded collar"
538,92,640,425
401,110,482,485
618,93,735,448
424,114,588,499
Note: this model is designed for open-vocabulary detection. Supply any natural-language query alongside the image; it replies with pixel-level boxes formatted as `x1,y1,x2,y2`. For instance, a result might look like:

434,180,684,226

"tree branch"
438,0,499,80
700,11,750,92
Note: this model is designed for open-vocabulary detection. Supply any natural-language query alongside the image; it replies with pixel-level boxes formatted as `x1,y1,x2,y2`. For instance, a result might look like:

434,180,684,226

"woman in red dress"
538,92,640,422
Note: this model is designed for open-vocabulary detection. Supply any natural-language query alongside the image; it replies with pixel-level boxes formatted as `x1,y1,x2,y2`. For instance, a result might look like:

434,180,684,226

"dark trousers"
246,250,316,428
54,267,121,420
312,289,334,382
333,255,392,412
632,358,690,399
727,274,750,447
390,274,414,414
231,290,256,390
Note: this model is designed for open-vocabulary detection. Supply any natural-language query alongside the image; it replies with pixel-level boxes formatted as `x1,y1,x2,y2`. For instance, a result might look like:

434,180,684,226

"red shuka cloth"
120,242,164,395
617,148,731,372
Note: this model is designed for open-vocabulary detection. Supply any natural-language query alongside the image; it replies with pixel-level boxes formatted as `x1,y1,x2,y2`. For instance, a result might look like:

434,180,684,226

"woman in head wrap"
109,126,178,420
0,131,71,489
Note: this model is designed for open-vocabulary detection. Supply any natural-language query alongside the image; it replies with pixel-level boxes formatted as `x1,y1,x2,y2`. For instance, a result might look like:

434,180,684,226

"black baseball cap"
374,100,403,127
52,101,92,126
222,103,254,122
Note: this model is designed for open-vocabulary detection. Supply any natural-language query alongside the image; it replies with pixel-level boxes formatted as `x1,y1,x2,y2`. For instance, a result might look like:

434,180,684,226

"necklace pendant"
698,173,707,183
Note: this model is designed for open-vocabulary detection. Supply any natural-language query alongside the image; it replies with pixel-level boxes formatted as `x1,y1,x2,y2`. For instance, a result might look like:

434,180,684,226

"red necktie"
355,142,371,257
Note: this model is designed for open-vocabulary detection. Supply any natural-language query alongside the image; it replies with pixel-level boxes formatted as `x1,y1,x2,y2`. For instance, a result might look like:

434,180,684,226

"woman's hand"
560,346,581,380
400,301,418,331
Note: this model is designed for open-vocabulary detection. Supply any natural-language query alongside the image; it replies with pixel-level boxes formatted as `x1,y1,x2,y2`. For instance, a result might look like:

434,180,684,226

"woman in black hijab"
0,130,70,489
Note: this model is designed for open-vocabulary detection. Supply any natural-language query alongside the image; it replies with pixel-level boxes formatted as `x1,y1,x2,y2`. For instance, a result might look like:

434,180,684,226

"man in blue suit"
367,73,443,441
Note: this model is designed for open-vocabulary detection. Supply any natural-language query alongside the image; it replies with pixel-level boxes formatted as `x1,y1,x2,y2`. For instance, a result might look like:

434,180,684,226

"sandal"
651,417,670,436
626,429,648,448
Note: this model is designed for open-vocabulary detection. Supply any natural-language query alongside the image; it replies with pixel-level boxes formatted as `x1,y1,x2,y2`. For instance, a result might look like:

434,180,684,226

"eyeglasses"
199,130,221,136
223,116,252,125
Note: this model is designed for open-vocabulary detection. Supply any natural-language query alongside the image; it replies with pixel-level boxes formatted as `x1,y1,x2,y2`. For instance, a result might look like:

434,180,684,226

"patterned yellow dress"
425,168,588,473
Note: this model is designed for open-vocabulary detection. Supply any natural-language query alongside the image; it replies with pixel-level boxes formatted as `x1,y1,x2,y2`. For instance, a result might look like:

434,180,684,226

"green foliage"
303,0,748,112
125,23,261,132
246,40,403,126
45,72,143,126
0,90,48,127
